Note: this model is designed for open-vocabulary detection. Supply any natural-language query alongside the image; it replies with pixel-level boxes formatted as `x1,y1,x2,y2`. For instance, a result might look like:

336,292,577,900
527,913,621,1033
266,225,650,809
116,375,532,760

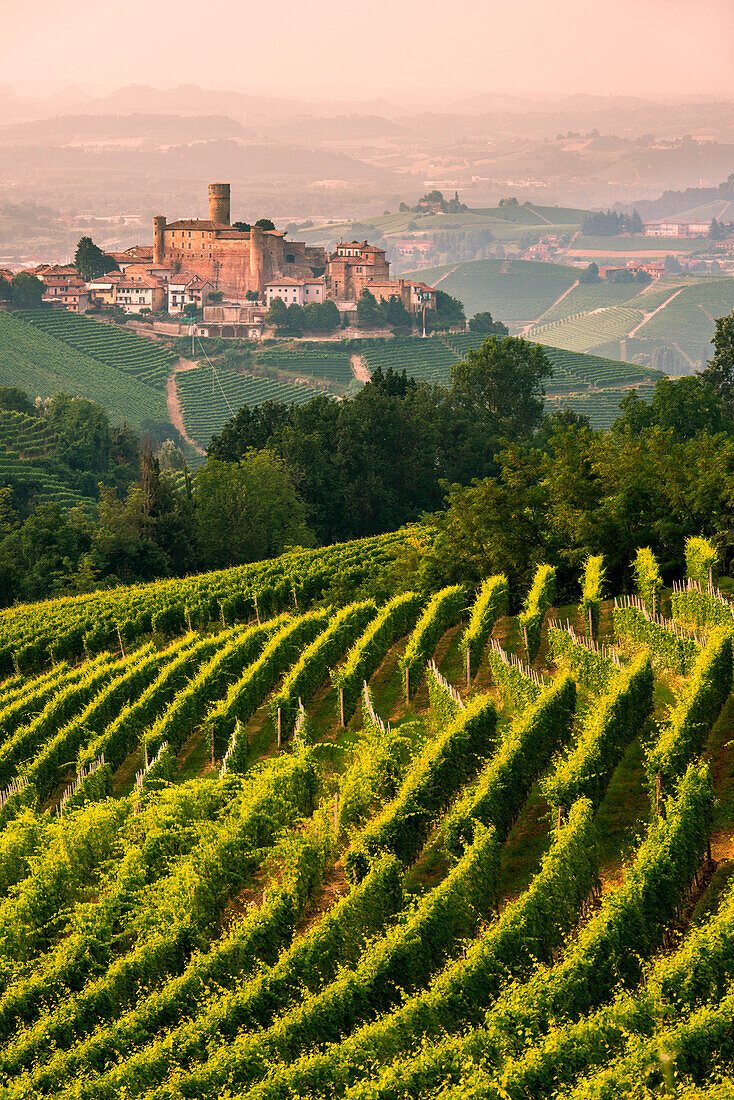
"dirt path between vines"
166,358,206,456
627,286,684,338
350,353,371,384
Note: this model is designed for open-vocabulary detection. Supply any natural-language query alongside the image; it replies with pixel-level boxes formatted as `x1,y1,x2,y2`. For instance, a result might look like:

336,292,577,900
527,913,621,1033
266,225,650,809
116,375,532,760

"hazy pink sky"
3,0,734,99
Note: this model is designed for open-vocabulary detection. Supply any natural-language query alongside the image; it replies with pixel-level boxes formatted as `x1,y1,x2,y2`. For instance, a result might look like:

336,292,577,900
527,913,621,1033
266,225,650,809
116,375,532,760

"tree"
429,290,465,331
469,310,509,335
449,335,552,441
710,218,726,241
10,272,44,309
74,237,119,281
208,290,224,303
285,303,305,335
245,290,260,301
700,313,734,418
195,452,314,569
255,218,275,231
382,294,412,330
0,387,35,415
0,276,11,303
46,393,111,475
233,221,251,233
578,262,600,284
265,296,289,329
357,289,381,328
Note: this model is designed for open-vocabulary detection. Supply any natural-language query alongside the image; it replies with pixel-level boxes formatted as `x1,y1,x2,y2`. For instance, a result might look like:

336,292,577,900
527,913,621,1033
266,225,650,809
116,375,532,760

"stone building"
150,184,326,299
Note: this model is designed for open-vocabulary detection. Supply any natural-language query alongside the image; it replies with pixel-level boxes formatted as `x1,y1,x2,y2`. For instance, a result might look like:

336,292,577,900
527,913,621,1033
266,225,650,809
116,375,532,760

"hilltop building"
149,184,327,299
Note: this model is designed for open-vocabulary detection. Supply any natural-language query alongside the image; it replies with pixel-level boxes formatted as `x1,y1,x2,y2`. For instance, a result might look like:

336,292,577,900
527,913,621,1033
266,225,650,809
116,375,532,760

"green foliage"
205,610,330,759
442,673,576,856
270,600,376,738
74,237,119,281
685,535,718,588
580,553,605,636
275,800,598,1098
548,621,621,694
632,547,663,615
459,574,509,679
613,600,700,675
518,563,556,661
345,692,497,882
399,584,467,696
486,641,545,709
334,591,423,724
648,625,734,783
543,654,654,812
196,453,315,570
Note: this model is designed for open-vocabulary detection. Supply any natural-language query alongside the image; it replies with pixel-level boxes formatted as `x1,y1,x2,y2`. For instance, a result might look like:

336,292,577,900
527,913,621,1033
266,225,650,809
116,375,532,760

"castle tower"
153,215,166,265
250,224,265,290
209,183,230,226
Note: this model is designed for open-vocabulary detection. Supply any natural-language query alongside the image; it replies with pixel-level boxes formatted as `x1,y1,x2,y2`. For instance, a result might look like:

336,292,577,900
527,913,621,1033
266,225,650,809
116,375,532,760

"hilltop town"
1,183,440,339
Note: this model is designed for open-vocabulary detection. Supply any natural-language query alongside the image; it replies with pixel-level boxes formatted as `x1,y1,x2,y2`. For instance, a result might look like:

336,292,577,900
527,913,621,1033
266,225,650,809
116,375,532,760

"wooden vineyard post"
405,667,410,705
254,592,260,625
292,584,299,611
557,805,565,830
116,625,126,658
339,688,345,729
523,626,529,659
333,791,339,838
277,707,282,750
466,648,471,691
589,607,594,639
220,604,226,629
186,607,192,633
655,772,666,819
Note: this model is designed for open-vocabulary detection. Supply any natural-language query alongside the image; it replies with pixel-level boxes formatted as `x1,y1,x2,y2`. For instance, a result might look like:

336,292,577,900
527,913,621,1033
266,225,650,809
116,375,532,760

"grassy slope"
0,311,170,431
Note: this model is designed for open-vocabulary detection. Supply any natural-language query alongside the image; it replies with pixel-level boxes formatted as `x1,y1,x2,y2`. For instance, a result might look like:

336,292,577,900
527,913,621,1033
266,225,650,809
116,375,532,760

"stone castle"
148,183,437,315
152,183,327,299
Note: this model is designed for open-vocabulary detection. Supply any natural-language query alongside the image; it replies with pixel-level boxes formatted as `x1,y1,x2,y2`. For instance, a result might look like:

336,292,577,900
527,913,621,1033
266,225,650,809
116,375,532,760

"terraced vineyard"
0,312,170,431
635,278,734,368
359,337,457,386
175,364,322,449
255,345,354,389
0,408,96,512
525,305,645,353
15,310,173,390
0,535,732,1100
403,258,578,328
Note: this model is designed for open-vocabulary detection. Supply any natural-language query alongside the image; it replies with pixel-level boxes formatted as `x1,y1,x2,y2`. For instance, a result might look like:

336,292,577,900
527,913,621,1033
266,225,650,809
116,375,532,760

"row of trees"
582,210,644,236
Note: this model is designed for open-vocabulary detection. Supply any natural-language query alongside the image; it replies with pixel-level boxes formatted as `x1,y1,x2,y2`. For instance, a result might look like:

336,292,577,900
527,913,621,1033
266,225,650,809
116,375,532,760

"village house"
264,276,325,308
114,270,167,313
167,274,214,314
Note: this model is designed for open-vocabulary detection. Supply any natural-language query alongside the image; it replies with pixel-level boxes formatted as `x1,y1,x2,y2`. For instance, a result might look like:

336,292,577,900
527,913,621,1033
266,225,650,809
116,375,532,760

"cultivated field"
0,536,731,1098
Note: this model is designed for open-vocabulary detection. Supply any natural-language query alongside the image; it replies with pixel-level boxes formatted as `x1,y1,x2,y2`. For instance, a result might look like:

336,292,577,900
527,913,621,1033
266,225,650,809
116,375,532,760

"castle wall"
161,228,326,299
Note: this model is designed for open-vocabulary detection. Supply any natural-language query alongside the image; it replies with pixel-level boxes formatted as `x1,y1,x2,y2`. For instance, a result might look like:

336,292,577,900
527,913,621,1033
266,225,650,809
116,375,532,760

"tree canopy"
73,237,119,281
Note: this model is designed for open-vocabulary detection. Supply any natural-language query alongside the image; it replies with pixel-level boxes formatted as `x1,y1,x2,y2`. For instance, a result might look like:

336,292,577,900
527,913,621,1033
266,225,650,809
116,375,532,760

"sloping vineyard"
0,534,732,1100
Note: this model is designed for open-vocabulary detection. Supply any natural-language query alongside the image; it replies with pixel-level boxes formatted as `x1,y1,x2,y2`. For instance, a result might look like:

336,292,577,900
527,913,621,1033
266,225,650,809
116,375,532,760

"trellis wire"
427,659,465,710
488,637,549,687
58,754,105,818
548,618,622,667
